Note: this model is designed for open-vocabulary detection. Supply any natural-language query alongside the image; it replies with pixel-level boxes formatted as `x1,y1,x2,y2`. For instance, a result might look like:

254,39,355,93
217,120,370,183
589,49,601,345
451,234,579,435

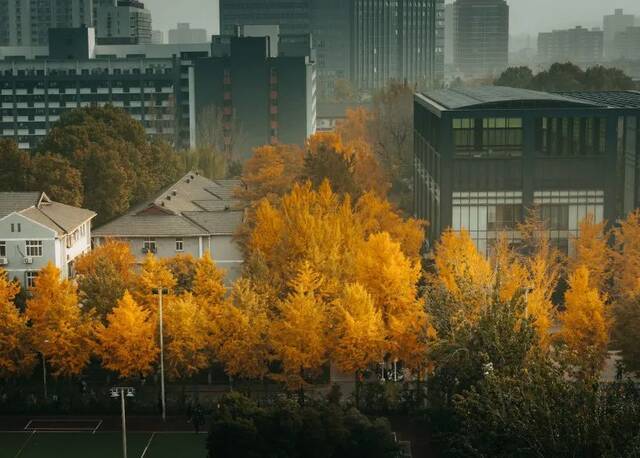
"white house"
0,192,96,287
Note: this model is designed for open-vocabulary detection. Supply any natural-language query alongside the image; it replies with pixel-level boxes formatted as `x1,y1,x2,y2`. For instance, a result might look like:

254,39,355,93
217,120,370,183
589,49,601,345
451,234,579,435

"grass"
0,432,207,458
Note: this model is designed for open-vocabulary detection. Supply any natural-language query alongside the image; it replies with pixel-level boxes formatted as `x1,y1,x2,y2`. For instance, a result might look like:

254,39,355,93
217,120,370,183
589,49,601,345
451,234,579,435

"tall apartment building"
444,3,456,66
453,0,509,79
613,27,640,61
93,0,152,44
168,23,208,44
603,9,635,59
194,32,316,159
414,86,640,254
538,27,604,66
0,27,316,156
0,0,93,46
220,0,444,93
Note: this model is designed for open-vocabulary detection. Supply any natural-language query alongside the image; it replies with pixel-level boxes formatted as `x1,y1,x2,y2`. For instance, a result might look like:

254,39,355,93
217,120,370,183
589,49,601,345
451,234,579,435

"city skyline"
146,0,639,37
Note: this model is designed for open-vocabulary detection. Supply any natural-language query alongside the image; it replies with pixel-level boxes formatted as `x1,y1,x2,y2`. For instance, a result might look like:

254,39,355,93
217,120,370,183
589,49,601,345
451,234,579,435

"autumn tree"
214,279,271,380
163,293,210,380
269,263,328,392
96,291,158,378
192,252,227,306
611,210,640,301
432,230,494,313
134,253,177,309
75,239,136,317
164,254,198,295
491,234,529,303
0,270,35,379
612,296,640,375
559,266,609,377
332,283,386,376
235,144,305,202
568,214,611,291
25,263,95,377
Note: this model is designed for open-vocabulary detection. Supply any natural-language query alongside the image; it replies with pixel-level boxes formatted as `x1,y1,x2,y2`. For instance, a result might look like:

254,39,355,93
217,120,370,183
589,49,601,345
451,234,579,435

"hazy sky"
145,0,639,37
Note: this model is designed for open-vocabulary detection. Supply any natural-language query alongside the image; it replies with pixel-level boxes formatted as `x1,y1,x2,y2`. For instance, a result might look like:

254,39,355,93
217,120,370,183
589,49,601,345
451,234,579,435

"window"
25,240,43,257
452,191,523,255
143,238,157,253
482,118,523,148
0,241,5,257
534,190,605,254
536,117,606,156
175,238,184,252
26,271,38,289
10,223,21,233
453,118,475,148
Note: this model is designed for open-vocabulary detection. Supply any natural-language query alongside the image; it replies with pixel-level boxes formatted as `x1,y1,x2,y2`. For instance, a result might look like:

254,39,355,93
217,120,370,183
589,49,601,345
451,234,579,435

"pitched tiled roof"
0,192,42,219
94,172,246,238
183,211,244,235
0,192,95,236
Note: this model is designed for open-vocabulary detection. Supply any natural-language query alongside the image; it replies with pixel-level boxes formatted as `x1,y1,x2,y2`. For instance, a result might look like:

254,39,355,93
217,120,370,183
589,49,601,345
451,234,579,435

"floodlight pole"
154,287,168,422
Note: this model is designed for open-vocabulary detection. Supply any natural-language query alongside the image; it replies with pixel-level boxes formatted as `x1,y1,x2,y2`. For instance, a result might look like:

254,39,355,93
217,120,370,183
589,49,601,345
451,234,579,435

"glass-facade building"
414,86,640,254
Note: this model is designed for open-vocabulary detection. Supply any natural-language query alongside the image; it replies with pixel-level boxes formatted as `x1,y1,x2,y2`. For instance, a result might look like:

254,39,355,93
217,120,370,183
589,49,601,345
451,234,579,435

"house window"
26,271,38,288
10,223,21,233
143,238,157,254
26,240,43,257
0,241,5,257
175,238,184,252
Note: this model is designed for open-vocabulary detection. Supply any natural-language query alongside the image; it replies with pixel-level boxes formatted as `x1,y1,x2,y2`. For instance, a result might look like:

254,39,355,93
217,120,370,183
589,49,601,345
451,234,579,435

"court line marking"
92,420,103,435
23,420,33,431
14,430,36,458
140,432,156,458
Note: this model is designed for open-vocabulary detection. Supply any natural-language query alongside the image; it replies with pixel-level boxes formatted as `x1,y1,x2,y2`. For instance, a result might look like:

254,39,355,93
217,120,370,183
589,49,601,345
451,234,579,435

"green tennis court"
0,431,207,458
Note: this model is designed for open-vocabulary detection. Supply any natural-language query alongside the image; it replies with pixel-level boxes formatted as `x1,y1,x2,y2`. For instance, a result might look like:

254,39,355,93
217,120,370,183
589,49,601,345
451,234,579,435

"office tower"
414,86,640,253
603,9,635,59
351,0,444,90
220,0,444,93
94,0,152,44
169,23,208,44
0,0,93,46
194,32,316,159
151,30,164,44
444,3,456,66
538,27,604,65
453,0,509,79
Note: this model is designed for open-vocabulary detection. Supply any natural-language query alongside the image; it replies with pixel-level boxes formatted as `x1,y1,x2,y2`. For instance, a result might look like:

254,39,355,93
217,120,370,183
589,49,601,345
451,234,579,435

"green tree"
495,66,534,88
583,65,636,91
28,153,84,207
531,63,585,91
0,139,31,191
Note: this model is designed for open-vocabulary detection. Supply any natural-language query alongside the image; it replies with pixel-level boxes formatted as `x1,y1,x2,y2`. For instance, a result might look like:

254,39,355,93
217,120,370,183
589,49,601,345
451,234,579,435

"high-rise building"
613,26,640,61
151,30,164,44
194,32,316,159
220,0,444,93
0,0,93,46
94,0,152,44
444,3,456,66
168,23,208,44
414,86,640,253
538,27,604,65
603,9,635,59
453,0,509,79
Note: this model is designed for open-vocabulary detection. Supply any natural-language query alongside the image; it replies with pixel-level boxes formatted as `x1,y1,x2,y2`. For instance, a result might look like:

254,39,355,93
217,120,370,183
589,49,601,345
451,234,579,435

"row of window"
0,240,42,257
451,190,605,255
143,238,184,253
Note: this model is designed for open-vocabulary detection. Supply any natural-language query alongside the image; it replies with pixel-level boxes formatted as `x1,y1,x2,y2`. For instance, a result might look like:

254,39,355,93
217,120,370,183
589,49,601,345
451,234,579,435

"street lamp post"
41,339,49,400
111,387,135,458
152,287,169,422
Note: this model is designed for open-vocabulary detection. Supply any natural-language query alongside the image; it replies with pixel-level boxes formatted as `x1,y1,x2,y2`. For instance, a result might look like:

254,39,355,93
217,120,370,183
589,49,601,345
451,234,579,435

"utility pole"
111,387,135,458
153,287,169,422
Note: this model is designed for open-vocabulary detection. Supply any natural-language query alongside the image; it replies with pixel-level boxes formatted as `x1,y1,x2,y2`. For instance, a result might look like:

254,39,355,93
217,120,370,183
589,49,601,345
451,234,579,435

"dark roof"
183,211,244,235
0,192,42,219
93,214,210,237
554,91,640,109
0,192,95,235
421,86,600,110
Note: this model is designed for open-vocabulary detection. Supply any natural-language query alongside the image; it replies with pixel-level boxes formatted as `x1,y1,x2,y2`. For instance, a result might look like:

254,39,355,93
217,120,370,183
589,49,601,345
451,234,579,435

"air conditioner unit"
24,257,33,264
0,257,8,266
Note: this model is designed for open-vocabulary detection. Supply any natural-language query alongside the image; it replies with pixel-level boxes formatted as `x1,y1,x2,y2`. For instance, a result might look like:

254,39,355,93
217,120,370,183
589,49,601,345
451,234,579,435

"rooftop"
0,192,96,235
420,86,601,110
94,173,245,238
